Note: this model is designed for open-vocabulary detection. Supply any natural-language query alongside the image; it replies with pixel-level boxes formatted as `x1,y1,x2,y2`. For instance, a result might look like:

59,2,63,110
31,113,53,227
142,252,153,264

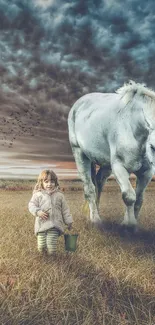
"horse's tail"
68,104,79,148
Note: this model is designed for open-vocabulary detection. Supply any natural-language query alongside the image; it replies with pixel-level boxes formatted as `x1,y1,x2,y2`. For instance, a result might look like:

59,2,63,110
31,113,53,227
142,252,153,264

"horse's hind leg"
72,146,101,224
91,163,99,201
112,161,137,227
134,168,153,219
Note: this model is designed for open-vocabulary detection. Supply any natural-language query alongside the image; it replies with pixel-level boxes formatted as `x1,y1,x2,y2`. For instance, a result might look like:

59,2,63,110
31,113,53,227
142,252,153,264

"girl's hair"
33,169,60,192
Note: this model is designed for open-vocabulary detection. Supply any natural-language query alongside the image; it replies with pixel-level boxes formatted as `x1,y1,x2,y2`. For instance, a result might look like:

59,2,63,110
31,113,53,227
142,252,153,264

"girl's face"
42,176,56,190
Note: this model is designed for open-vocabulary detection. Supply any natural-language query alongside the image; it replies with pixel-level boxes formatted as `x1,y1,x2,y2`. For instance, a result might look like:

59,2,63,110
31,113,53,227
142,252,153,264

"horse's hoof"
120,223,138,235
93,219,103,230
129,225,138,234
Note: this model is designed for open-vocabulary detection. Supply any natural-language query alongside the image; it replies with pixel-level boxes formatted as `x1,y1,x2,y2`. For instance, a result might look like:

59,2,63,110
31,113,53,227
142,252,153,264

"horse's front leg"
112,161,137,227
72,147,101,224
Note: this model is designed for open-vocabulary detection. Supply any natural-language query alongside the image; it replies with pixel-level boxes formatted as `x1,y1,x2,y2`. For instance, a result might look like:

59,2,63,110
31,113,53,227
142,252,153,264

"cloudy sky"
0,0,155,178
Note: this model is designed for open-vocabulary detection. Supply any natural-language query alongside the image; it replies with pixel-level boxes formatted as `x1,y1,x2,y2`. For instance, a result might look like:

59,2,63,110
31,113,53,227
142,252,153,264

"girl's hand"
37,210,49,220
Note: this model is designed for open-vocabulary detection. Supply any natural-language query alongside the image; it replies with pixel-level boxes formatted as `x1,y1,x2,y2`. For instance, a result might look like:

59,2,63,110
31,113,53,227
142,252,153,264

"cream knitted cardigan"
28,189,73,235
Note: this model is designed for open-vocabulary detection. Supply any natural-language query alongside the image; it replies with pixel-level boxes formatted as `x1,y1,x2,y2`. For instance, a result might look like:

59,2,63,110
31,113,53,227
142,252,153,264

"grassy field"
1,179,155,325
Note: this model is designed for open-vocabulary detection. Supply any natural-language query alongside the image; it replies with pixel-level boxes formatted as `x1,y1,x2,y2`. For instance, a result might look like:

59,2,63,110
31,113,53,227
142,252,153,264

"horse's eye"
150,144,155,151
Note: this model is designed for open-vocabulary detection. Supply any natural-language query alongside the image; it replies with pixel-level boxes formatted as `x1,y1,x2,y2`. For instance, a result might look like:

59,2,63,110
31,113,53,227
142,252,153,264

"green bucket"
64,234,78,252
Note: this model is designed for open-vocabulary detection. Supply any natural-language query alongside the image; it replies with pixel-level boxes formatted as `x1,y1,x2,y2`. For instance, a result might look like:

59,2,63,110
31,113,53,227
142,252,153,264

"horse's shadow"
95,219,155,257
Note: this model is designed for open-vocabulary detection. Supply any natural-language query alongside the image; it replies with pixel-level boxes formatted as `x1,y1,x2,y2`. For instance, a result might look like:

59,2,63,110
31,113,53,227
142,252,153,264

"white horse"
68,81,155,228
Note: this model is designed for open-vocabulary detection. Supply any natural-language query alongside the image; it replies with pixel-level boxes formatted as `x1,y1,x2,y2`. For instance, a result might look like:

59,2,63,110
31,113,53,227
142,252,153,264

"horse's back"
68,92,122,165
68,92,121,144
69,92,120,118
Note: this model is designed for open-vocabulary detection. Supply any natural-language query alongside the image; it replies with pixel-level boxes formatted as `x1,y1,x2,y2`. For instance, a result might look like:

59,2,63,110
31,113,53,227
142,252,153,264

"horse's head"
117,81,155,130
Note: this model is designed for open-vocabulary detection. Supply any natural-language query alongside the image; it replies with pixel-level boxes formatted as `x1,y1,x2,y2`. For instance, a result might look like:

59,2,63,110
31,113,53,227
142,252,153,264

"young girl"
28,169,73,255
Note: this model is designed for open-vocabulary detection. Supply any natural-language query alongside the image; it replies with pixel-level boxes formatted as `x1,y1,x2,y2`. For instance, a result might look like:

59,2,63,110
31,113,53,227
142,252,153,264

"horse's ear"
143,101,155,129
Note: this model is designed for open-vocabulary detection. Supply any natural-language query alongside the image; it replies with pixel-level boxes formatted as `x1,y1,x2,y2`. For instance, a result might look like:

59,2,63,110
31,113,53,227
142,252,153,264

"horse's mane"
116,80,155,105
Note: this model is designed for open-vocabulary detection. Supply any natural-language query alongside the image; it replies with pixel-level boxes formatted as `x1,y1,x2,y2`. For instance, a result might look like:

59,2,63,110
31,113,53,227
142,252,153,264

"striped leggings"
37,228,59,255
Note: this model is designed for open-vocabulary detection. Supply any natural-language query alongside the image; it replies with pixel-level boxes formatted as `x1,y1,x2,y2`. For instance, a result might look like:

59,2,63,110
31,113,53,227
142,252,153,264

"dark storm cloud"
33,0,155,88
1,0,155,90
0,0,155,161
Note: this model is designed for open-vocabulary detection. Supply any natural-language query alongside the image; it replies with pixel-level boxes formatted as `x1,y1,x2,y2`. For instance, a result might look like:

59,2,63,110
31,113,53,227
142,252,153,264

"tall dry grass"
1,180,155,325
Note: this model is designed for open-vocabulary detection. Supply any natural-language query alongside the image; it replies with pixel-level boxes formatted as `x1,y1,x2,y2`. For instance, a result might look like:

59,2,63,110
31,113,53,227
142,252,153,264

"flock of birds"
0,102,41,149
